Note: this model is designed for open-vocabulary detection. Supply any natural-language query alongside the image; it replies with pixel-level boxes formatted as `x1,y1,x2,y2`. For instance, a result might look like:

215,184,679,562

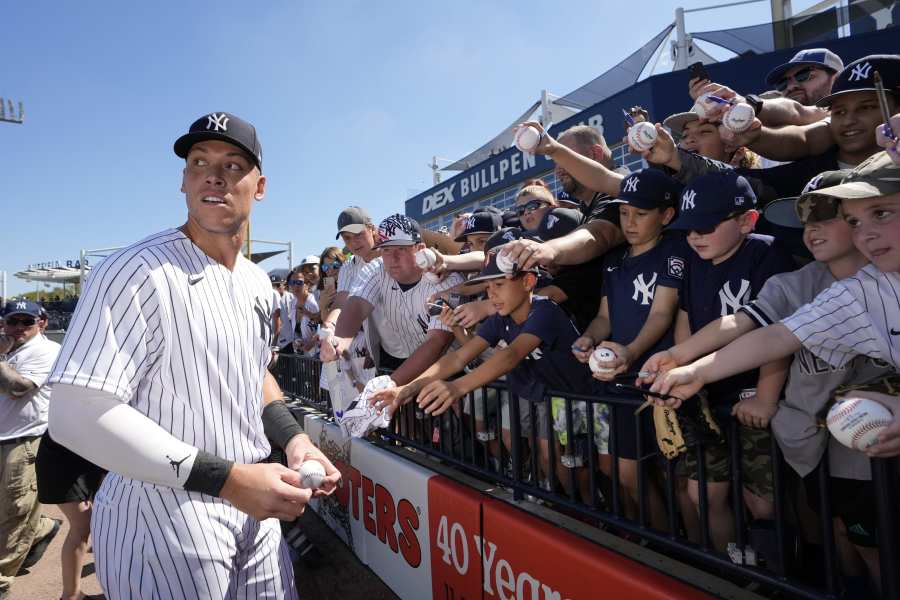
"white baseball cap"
299,255,320,266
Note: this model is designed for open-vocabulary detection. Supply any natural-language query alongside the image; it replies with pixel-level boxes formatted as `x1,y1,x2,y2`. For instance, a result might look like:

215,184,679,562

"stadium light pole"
0,98,24,124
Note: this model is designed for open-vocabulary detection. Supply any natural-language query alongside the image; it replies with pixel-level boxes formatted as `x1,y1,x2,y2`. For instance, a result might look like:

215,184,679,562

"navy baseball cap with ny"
609,168,683,210
668,171,757,232
174,112,263,171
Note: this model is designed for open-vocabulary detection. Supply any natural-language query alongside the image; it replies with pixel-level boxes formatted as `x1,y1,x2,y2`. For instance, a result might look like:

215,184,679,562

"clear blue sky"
1,0,813,297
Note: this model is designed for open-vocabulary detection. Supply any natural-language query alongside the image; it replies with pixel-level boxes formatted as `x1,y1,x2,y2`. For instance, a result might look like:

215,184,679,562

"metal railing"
274,354,900,600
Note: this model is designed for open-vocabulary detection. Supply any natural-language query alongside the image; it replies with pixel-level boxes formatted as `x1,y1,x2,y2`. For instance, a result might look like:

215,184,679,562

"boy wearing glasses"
662,172,794,551
0,301,61,598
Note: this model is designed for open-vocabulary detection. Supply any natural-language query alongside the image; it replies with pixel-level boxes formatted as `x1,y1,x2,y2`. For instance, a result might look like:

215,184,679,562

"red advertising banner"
428,476,484,600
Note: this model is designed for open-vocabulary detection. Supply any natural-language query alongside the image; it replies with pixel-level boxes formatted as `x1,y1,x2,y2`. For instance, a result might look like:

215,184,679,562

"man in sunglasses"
0,300,61,598
766,48,844,106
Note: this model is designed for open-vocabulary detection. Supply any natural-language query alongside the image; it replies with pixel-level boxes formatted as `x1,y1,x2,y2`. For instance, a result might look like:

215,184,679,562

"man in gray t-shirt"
740,260,893,480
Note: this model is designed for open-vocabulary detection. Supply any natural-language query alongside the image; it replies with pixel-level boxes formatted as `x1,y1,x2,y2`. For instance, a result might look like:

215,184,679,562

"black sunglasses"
776,67,815,92
515,199,549,216
689,210,747,236
288,279,307,286
320,261,342,273
4,317,37,327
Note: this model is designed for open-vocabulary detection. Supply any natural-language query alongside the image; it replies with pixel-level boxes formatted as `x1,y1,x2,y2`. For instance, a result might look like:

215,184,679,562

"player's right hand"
220,462,313,521
649,364,703,407
571,336,594,363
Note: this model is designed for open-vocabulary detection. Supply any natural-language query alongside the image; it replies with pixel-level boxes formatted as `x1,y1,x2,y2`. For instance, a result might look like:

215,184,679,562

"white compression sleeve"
49,383,199,489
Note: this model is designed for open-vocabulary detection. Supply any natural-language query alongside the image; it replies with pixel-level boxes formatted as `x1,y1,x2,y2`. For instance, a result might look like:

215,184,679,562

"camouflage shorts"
678,425,773,501
550,397,610,454
833,373,900,399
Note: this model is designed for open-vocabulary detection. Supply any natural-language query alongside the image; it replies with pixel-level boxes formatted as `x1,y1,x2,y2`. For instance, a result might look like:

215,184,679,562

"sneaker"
20,518,62,570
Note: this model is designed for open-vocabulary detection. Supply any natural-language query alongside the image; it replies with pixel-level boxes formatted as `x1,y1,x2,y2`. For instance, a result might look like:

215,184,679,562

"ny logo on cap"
719,279,750,316
632,273,657,305
206,113,229,132
463,216,477,231
848,62,873,82
623,176,639,194
15,301,26,310
735,196,745,206
682,189,697,211
546,214,559,229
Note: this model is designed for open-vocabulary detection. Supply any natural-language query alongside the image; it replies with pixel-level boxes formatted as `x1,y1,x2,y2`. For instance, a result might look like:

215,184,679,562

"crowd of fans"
272,50,900,598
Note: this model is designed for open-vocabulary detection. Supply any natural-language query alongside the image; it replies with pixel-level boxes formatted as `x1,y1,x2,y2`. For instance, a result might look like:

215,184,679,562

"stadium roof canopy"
14,266,87,284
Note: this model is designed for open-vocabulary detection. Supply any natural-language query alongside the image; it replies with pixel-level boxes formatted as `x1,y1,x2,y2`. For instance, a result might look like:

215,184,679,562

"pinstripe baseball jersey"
781,264,900,370
47,228,275,465
349,262,464,358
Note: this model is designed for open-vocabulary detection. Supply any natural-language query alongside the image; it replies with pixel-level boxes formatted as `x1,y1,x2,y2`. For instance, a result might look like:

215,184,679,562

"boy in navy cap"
454,210,503,252
570,169,686,530
661,171,794,551
372,246,610,501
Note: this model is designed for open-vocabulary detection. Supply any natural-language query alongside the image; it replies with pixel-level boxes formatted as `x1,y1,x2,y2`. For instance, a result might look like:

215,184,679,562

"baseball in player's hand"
571,336,594,363
860,392,900,458
637,350,679,386
417,380,462,416
591,341,630,381
220,462,313,521
649,364,703,408
732,393,777,429
284,435,341,497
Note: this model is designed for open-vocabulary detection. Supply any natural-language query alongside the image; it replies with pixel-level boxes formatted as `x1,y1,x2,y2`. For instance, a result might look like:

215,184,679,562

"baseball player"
45,112,339,600
651,151,900,458
322,214,463,386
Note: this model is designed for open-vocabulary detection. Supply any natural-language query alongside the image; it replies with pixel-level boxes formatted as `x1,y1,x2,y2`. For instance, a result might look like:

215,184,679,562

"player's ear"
522,272,538,291
254,175,266,201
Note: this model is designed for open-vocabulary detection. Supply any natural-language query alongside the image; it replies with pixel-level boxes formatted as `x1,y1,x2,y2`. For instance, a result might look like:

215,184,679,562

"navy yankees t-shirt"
475,297,594,401
602,234,688,369
679,233,795,403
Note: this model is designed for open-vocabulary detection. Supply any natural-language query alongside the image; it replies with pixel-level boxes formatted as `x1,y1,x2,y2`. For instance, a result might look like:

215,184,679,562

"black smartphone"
427,299,449,317
689,61,709,82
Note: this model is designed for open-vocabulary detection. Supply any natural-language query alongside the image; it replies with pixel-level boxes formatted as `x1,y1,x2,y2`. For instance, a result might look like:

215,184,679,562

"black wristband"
183,450,233,497
745,93,764,115
262,400,305,450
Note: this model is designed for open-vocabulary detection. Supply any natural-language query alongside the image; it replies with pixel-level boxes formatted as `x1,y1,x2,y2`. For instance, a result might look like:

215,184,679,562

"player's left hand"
284,434,342,497
732,393,777,429
860,392,900,458
417,380,462,416
591,341,630,381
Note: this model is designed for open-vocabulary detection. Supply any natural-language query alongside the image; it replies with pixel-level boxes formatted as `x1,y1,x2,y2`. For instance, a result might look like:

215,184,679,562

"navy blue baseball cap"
817,54,900,107
765,48,844,86
668,172,757,232
555,190,581,209
610,169,682,210
454,210,503,242
174,112,263,171
373,214,422,248
534,208,582,241
2,300,43,319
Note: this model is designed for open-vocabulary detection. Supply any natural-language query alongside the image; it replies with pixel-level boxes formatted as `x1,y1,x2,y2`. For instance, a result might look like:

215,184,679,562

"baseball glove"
653,393,724,460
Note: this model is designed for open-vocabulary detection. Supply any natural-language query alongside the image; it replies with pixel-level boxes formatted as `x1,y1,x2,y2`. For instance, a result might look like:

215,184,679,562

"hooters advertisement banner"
304,415,710,600
303,415,433,599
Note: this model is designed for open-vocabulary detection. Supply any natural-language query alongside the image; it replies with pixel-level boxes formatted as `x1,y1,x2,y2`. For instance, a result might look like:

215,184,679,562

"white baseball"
589,346,617,374
826,397,893,451
423,271,441,284
316,324,334,342
722,103,755,133
298,459,326,490
415,248,437,269
495,249,516,273
514,125,541,153
691,94,713,119
627,121,657,152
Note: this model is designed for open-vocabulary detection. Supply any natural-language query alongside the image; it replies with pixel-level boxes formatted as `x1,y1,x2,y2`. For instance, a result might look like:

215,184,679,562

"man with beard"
502,125,626,269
